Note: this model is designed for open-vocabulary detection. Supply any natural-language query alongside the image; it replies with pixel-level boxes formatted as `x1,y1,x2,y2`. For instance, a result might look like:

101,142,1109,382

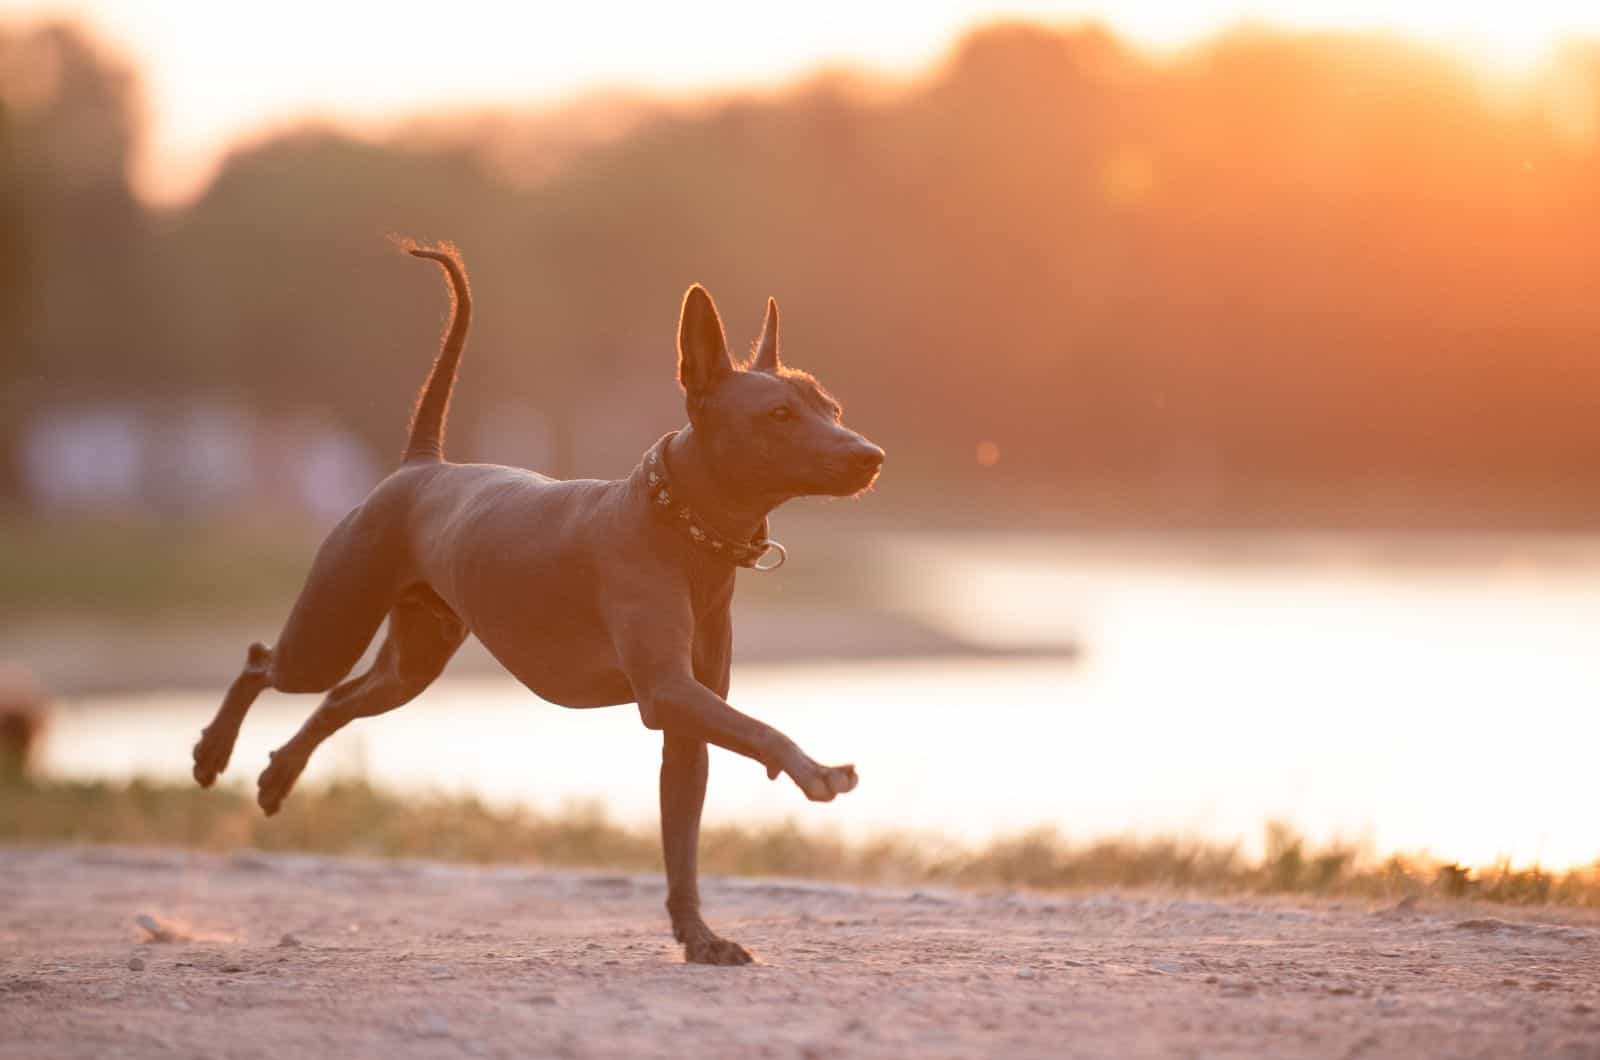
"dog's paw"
191,725,234,788
793,761,858,803
683,932,754,966
256,749,304,816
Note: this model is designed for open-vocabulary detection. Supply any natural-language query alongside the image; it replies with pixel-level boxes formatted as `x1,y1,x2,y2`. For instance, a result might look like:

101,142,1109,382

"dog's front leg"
612,602,859,803
660,731,750,965
637,676,857,802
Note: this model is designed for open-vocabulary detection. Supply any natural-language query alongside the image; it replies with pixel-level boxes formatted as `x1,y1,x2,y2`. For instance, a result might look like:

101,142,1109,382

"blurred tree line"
3,19,1599,526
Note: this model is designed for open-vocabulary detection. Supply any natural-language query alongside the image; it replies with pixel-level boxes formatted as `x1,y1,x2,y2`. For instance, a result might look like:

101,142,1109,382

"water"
42,533,1600,870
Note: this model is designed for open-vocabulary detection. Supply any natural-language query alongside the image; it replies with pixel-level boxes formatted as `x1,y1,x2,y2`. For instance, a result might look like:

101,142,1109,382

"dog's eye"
769,406,793,422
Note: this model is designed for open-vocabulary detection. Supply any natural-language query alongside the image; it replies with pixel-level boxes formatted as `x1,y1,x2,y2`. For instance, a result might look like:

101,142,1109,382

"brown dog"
192,244,883,964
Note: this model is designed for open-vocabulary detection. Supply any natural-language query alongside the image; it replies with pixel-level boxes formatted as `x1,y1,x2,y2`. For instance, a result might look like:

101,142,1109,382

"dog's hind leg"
192,506,401,788
192,642,274,787
256,588,465,815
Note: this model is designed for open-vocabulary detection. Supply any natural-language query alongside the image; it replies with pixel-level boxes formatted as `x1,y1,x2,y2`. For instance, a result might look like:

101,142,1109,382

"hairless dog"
192,243,884,964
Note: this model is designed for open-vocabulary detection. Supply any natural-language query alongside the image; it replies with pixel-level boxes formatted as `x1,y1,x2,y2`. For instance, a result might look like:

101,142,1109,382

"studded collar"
638,433,786,571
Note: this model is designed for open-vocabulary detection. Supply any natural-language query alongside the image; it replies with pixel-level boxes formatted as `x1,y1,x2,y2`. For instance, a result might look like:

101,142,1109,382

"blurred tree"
0,22,157,505
6,19,1600,525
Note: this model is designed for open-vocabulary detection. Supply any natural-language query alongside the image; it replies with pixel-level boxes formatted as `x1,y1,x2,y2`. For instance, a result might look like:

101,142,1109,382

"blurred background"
3,2,1600,882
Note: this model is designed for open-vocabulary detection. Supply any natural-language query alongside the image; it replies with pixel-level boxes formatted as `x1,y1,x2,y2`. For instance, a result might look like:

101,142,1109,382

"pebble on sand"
135,914,188,944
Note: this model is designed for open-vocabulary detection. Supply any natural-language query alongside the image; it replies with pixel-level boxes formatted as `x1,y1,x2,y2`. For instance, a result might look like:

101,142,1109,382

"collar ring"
749,540,787,572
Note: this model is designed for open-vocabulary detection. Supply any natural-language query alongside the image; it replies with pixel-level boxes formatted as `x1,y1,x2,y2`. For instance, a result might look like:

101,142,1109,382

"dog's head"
676,285,883,501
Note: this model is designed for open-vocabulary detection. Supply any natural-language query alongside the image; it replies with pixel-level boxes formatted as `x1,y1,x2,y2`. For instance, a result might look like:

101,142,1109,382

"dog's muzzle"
826,442,884,494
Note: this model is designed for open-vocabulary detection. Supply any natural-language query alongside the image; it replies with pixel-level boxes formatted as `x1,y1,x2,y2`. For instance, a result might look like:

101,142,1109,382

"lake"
41,532,1600,870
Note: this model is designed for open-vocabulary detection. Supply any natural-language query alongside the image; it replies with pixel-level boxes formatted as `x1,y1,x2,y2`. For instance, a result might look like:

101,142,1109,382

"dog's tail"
402,242,471,464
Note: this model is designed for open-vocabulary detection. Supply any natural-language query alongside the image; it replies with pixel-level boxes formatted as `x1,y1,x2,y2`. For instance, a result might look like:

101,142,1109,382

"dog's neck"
663,426,778,549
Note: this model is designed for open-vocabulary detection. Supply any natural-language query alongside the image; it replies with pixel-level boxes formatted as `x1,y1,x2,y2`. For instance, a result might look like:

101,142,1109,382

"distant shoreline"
10,604,1078,701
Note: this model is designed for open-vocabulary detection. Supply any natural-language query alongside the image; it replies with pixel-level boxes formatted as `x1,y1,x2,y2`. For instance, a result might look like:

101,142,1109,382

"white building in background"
18,374,671,520
280,415,382,523
19,399,381,522
20,403,147,512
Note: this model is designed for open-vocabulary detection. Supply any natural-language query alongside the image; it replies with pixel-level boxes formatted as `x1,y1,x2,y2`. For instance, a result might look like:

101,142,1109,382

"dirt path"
3,846,1598,1059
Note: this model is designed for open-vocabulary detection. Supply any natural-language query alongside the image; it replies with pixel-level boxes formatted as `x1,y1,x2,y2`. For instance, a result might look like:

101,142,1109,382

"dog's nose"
851,444,885,474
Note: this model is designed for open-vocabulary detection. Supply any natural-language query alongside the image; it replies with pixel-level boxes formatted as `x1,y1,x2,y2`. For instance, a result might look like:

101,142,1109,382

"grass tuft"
3,776,1597,906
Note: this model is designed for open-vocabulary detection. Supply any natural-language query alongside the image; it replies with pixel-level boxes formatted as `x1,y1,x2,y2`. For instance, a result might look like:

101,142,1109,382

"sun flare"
3,1,1598,205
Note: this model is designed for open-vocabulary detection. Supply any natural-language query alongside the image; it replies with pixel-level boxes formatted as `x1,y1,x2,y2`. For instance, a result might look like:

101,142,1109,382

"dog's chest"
688,582,734,693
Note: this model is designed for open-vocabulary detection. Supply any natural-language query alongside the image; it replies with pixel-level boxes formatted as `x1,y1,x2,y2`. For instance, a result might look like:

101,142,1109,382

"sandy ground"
3,847,1599,1060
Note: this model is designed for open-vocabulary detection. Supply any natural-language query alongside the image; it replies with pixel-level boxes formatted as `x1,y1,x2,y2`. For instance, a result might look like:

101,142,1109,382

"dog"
192,243,884,964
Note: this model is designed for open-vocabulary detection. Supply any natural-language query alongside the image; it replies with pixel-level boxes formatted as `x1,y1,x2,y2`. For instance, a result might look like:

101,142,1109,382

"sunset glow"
12,0,1600,1027
3,0,1599,205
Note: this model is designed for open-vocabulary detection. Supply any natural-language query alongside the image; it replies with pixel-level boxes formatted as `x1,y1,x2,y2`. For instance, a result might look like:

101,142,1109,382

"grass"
3,775,1598,907
0,516,317,618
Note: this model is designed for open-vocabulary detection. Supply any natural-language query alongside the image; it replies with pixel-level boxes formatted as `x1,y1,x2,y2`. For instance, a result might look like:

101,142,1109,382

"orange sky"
4,1,1599,206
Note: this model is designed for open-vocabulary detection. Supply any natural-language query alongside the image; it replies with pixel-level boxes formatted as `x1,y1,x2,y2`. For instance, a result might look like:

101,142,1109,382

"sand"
2,845,1598,1059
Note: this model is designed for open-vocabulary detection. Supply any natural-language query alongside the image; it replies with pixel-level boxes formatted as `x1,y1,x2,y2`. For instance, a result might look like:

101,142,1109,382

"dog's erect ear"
677,285,734,394
752,297,782,374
